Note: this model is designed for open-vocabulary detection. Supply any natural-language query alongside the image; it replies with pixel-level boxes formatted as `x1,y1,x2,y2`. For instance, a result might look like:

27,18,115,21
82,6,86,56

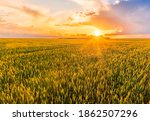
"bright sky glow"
0,0,150,37
93,30,102,37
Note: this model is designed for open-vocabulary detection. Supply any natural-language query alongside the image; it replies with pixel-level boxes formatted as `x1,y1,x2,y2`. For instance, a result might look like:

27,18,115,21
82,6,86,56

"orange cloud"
21,6,44,17
67,0,134,34
90,11,125,30
0,0,135,37
62,4,133,35
70,0,109,13
0,17,6,24
1,4,44,18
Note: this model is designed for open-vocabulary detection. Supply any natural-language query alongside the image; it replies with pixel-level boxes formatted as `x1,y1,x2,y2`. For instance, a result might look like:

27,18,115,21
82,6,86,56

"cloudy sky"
0,0,150,37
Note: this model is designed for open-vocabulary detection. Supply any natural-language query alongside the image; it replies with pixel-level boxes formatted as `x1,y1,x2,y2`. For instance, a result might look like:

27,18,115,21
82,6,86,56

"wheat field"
0,38,149,104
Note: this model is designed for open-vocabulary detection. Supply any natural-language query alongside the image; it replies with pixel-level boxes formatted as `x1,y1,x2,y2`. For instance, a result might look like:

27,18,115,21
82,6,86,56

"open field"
0,38,149,104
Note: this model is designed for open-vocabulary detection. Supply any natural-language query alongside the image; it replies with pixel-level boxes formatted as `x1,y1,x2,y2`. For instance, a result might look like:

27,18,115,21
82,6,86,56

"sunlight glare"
93,30,102,37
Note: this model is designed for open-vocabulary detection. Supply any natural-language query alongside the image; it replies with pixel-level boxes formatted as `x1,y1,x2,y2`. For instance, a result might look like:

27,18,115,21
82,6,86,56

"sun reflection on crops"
79,37,111,57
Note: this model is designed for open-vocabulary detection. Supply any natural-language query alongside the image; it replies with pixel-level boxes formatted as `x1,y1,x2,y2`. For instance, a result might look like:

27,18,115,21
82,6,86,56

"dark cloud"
85,11,97,16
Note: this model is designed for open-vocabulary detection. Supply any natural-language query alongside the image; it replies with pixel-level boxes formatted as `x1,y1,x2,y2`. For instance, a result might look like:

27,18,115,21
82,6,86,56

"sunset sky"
0,0,150,37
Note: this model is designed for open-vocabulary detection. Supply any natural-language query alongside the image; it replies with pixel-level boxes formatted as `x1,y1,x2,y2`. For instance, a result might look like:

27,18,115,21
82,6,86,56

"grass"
0,38,149,104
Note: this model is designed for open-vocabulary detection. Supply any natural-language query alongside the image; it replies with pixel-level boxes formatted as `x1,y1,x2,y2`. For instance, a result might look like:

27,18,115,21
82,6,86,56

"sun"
93,30,102,37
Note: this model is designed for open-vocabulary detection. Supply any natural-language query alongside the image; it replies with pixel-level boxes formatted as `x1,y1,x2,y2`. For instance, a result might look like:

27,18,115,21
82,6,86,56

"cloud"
67,10,96,23
70,0,110,14
66,0,130,33
90,11,127,31
0,20,55,38
63,10,128,34
0,1,55,37
111,0,150,34
0,4,44,18
84,11,97,16
70,0,129,12
66,0,150,34
1,0,150,37
61,1,129,34
0,17,6,24
112,0,129,5
21,5,43,17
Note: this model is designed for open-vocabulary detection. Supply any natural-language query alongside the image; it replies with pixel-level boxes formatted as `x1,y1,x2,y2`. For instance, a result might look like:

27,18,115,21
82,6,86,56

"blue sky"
112,0,150,34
